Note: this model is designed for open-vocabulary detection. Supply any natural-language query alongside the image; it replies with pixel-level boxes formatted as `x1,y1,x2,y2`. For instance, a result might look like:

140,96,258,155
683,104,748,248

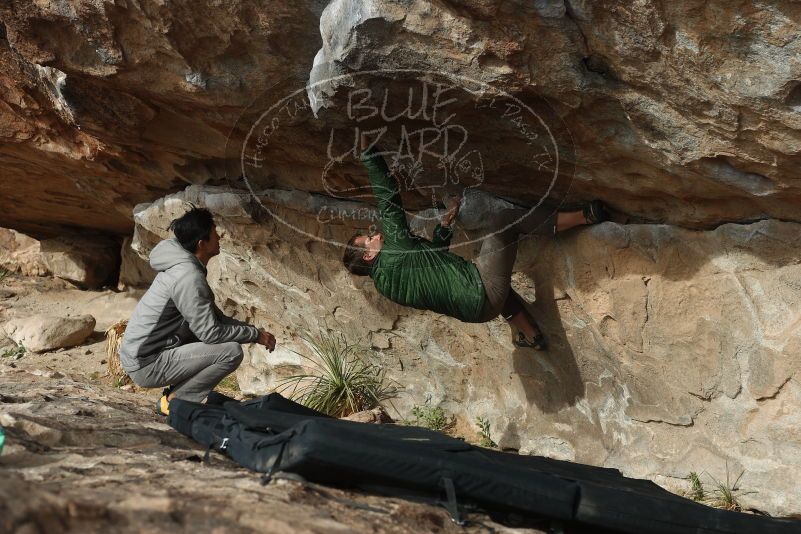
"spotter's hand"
257,328,277,352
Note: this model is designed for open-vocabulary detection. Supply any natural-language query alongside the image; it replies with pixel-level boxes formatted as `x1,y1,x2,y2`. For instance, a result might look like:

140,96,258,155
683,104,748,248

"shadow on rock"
512,273,585,413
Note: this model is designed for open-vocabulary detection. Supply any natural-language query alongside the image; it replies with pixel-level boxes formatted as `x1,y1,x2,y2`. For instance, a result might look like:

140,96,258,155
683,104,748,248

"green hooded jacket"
362,148,486,322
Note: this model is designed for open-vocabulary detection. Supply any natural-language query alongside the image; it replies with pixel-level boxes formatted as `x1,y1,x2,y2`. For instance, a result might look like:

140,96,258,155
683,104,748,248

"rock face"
0,228,49,276
39,235,120,289
0,229,151,289
310,0,801,226
2,0,801,519
342,406,394,424
1,1,800,238
0,0,328,238
3,313,96,352
118,236,156,290
132,185,801,517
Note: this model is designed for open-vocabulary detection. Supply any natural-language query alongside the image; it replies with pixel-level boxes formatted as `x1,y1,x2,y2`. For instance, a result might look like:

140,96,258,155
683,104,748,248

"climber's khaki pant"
475,210,556,322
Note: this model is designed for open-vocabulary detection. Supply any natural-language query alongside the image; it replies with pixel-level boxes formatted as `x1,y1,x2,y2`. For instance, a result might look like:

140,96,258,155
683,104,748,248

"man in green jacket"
343,135,608,349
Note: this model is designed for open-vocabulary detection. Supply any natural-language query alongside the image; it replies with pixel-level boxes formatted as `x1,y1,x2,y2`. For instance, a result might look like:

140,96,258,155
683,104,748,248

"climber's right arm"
359,140,415,249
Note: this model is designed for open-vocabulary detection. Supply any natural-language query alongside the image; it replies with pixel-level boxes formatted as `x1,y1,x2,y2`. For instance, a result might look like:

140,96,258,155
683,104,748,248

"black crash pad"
168,394,800,534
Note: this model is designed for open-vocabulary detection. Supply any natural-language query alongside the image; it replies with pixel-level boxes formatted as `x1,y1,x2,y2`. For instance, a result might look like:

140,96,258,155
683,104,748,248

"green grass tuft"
276,330,400,418
686,471,705,502
113,375,128,388
706,468,754,512
217,373,240,393
683,464,756,512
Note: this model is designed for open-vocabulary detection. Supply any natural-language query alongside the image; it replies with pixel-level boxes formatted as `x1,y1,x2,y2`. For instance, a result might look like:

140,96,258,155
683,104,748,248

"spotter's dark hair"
168,206,215,253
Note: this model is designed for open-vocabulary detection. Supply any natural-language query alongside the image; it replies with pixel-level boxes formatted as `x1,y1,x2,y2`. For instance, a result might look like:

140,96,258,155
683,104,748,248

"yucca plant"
276,330,400,418
706,467,754,511
682,464,755,511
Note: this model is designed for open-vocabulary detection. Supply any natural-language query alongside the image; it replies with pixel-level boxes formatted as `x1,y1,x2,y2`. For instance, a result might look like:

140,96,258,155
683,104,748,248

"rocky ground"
0,272,548,534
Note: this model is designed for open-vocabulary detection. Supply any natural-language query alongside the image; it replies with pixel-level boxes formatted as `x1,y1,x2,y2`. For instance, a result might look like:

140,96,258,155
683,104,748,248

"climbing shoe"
583,200,609,224
511,309,548,351
513,331,548,351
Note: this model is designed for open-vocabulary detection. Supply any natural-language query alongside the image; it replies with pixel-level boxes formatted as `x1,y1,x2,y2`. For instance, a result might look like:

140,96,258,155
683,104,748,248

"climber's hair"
169,205,215,253
343,233,373,276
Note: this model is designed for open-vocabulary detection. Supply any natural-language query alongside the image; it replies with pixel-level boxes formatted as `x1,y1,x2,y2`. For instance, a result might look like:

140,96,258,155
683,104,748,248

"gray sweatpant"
127,341,244,403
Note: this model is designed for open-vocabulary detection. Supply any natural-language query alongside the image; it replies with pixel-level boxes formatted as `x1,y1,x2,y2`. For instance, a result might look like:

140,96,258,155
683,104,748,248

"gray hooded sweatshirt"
119,238,258,372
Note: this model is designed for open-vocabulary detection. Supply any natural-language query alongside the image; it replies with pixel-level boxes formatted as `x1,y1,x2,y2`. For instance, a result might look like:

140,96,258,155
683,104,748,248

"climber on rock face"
342,133,609,350
119,207,276,416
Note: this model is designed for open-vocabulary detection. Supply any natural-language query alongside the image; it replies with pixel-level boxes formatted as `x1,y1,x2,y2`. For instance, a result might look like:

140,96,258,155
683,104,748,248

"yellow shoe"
155,394,170,416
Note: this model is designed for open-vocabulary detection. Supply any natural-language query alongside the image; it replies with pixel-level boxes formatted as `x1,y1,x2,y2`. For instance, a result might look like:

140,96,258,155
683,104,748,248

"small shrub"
277,330,400,418
407,404,454,432
1,342,26,360
475,416,497,448
0,267,11,285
